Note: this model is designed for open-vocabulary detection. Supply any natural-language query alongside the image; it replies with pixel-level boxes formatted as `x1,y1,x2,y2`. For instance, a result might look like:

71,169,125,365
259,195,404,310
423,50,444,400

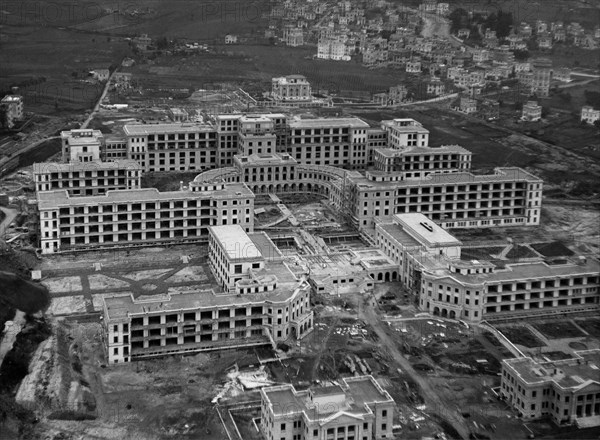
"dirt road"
360,301,471,439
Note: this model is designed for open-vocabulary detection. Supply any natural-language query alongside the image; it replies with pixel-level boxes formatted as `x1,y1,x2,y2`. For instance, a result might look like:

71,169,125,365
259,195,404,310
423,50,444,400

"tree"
449,8,469,34
558,92,572,103
594,120,600,129
513,49,529,61
584,90,600,107
496,10,513,39
156,37,169,50
0,104,9,129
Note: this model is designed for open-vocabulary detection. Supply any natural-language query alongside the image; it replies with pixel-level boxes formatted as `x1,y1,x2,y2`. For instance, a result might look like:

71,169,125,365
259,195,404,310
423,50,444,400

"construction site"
1,178,599,439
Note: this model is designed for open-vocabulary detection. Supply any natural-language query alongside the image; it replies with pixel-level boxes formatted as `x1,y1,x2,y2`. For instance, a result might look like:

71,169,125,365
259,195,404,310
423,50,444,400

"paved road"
361,299,471,440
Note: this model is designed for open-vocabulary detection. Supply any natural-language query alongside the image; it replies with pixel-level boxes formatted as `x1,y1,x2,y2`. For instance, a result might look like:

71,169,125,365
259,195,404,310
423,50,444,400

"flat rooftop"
395,213,462,248
381,118,429,133
447,258,600,284
33,160,141,173
1,95,23,102
504,350,600,390
374,144,471,157
235,153,297,166
263,376,393,419
37,184,253,209
377,223,421,248
103,280,309,320
288,117,369,129
210,225,263,261
349,167,542,190
123,123,214,135
248,232,282,261
353,249,397,269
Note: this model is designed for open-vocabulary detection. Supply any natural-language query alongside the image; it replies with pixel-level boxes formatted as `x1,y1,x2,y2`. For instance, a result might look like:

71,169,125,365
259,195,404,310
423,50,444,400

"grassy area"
531,241,574,258
533,321,586,339
574,318,600,338
460,246,507,261
497,326,546,348
505,244,539,259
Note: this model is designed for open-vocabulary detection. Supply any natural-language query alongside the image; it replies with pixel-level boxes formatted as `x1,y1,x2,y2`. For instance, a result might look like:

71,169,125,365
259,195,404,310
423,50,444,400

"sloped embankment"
16,320,97,420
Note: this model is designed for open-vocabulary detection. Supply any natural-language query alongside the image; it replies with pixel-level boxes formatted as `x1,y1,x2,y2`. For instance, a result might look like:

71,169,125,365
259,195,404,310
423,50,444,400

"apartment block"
208,225,268,292
37,182,254,254
123,123,218,172
501,350,600,426
372,144,471,176
102,224,313,364
238,115,278,156
522,101,543,122
233,152,298,194
332,167,543,230
102,283,313,364
375,214,600,322
36,129,141,196
61,129,104,163
261,375,395,440
286,117,370,168
214,113,288,166
379,119,429,151
33,160,141,196
581,106,600,125
531,58,552,98
1,95,24,128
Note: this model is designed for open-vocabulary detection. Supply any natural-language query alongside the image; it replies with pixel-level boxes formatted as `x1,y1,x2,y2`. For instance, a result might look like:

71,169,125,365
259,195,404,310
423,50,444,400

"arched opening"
433,307,440,316
449,310,456,319
377,273,383,281
283,184,289,192
370,273,375,279
392,271,398,281
384,272,390,282
299,183,305,192
441,309,448,318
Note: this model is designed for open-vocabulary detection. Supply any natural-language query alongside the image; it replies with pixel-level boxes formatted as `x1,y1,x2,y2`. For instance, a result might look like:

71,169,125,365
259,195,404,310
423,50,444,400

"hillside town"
0,0,599,439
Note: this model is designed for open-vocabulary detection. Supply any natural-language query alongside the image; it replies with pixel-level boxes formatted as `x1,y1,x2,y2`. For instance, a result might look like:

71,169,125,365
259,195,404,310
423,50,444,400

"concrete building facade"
375,214,600,322
261,375,395,440
272,75,312,102
37,182,254,254
501,351,600,426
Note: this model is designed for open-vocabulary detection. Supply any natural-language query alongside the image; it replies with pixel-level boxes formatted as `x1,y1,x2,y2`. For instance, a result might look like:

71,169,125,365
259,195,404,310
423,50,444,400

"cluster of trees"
450,8,513,40
584,90,600,108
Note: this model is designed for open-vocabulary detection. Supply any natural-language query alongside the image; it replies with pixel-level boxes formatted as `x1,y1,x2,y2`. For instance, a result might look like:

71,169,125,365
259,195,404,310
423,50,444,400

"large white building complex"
36,114,545,250
376,213,600,322
261,375,395,440
102,224,313,364
38,182,254,254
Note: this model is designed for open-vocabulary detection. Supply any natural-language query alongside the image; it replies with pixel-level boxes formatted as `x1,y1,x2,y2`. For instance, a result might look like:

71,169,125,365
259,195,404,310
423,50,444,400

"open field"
533,321,587,340
496,325,546,348
494,317,600,363
574,318,600,338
